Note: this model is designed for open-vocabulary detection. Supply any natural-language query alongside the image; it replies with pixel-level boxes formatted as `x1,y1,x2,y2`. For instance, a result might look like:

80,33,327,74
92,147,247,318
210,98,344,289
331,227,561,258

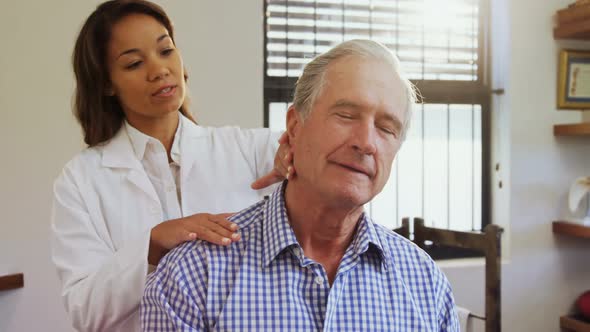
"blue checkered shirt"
141,183,459,331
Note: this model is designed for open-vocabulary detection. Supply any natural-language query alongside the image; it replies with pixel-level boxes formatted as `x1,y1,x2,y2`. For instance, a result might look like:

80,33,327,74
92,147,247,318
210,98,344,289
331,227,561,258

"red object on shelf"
578,290,590,320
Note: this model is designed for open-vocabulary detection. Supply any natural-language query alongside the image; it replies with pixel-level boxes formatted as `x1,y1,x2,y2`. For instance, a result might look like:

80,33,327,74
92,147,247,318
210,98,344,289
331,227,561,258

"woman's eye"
125,61,142,70
161,48,174,56
337,113,353,119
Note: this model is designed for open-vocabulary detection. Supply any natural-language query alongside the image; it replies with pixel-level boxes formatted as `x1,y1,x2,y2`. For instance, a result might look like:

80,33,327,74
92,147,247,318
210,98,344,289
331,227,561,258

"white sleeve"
240,128,281,179
51,166,150,332
232,128,282,196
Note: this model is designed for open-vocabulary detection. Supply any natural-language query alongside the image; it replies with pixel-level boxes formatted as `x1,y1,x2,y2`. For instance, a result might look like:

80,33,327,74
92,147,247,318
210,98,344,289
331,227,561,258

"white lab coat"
51,115,279,332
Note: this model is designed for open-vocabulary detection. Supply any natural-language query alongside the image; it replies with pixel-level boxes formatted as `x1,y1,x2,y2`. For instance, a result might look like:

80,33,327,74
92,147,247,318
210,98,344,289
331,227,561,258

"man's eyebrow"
117,34,171,59
331,99,363,110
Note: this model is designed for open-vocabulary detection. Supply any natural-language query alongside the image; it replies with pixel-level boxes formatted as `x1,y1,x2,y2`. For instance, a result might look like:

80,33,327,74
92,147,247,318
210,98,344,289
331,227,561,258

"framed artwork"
558,49,590,109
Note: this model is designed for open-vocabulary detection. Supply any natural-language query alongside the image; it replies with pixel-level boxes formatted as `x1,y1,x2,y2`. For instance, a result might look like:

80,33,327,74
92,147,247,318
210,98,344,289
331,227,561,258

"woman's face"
107,14,185,123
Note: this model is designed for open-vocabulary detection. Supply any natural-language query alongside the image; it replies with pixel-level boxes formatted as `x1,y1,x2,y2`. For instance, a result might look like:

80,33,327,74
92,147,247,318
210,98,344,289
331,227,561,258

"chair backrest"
396,217,503,332
393,218,410,239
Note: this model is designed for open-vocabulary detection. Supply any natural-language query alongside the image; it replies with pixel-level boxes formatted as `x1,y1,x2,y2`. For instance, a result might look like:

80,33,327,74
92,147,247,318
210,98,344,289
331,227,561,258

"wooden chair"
392,218,410,239
396,217,503,332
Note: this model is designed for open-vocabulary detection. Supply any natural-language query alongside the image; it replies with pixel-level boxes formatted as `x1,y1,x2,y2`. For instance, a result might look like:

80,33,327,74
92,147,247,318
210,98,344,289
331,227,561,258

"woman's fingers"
184,213,239,245
179,229,198,243
280,151,294,180
149,213,240,265
208,213,238,231
250,170,283,190
251,133,295,189
278,131,289,144
277,133,295,180
194,227,233,246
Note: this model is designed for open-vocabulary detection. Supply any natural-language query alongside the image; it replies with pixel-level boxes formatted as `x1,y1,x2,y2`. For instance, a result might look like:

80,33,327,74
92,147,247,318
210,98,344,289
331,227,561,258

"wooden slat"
553,221,590,239
0,273,24,291
554,123,590,136
560,315,590,332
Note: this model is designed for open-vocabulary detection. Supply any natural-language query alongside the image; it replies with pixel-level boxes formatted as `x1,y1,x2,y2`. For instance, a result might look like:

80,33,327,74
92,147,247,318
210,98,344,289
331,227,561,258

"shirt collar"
262,182,300,267
261,182,387,271
124,115,182,164
347,211,389,272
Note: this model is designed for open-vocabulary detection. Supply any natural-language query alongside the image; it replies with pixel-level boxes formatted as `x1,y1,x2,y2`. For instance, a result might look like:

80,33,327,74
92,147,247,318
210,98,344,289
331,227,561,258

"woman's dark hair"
72,0,194,146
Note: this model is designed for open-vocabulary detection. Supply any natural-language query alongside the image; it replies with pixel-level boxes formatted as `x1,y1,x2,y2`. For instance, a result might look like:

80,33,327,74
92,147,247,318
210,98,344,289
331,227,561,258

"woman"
50,1,293,331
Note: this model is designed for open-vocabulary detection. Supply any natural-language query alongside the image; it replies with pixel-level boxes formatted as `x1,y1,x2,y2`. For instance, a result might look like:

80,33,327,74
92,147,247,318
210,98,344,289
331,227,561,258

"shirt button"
314,276,324,285
166,184,175,192
292,248,300,256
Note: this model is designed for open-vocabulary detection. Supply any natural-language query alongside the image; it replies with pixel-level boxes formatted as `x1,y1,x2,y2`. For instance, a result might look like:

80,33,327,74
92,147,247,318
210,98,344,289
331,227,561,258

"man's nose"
351,121,377,155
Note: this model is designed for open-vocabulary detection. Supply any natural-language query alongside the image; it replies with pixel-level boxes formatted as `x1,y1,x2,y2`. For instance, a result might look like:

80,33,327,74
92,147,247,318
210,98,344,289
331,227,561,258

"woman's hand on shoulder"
251,131,295,190
148,213,239,265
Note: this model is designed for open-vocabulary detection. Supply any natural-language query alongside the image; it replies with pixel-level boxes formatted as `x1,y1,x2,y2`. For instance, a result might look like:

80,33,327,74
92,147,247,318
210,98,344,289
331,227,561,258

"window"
263,0,490,249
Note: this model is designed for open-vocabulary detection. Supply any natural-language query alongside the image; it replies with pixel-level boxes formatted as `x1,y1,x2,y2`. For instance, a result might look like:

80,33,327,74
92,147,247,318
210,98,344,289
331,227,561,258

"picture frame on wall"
558,49,590,109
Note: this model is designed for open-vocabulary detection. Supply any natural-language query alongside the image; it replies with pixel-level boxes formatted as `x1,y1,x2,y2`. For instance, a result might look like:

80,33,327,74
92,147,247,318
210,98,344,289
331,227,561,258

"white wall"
158,0,264,128
1,1,589,331
0,1,95,331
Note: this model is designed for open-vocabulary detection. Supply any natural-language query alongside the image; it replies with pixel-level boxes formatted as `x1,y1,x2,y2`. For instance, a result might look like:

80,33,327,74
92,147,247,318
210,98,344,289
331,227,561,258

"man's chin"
327,185,373,209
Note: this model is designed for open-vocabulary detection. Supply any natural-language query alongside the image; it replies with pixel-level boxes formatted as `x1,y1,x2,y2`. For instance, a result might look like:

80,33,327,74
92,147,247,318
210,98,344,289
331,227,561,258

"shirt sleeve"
141,242,209,331
253,129,282,179
51,165,151,332
436,272,460,332
231,127,282,196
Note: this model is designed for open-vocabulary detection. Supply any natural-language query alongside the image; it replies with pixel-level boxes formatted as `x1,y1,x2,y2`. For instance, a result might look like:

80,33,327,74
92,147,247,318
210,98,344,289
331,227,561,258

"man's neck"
284,181,364,284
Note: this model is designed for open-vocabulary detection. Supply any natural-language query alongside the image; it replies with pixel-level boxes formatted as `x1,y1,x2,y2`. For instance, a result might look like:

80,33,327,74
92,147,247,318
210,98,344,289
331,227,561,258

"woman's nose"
147,60,170,81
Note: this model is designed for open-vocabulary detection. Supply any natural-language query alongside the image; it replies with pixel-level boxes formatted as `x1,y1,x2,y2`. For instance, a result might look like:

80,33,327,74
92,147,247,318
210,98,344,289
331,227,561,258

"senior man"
141,39,459,332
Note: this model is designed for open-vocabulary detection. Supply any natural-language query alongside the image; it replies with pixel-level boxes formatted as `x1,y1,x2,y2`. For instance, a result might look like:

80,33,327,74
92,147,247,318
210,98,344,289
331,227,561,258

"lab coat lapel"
179,115,208,183
101,126,159,204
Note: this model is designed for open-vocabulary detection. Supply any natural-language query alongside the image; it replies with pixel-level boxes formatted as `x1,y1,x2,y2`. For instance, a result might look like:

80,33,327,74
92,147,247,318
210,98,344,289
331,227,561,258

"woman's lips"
152,85,176,97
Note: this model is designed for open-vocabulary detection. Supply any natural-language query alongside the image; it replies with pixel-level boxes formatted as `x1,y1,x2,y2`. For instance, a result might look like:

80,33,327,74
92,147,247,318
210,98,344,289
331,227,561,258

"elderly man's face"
288,56,408,207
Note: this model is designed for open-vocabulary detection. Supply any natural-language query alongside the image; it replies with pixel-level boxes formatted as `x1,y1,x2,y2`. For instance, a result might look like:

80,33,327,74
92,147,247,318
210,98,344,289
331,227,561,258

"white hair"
292,39,417,140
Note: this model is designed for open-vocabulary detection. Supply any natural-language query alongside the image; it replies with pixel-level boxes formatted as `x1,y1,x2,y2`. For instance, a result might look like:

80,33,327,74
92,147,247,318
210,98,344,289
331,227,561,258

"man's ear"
286,105,302,142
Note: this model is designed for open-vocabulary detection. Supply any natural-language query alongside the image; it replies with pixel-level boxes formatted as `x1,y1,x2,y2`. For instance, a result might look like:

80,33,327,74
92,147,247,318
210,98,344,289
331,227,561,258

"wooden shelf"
560,315,590,332
555,3,590,40
554,19,590,39
553,221,590,239
0,273,24,291
554,123,590,136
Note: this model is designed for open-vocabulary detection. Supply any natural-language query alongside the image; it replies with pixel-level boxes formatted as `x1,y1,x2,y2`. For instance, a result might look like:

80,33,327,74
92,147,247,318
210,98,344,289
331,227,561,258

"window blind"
266,0,480,80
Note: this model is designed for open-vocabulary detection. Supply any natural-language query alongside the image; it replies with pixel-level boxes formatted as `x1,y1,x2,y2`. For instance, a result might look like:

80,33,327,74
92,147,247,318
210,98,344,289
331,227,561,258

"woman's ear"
286,105,302,142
